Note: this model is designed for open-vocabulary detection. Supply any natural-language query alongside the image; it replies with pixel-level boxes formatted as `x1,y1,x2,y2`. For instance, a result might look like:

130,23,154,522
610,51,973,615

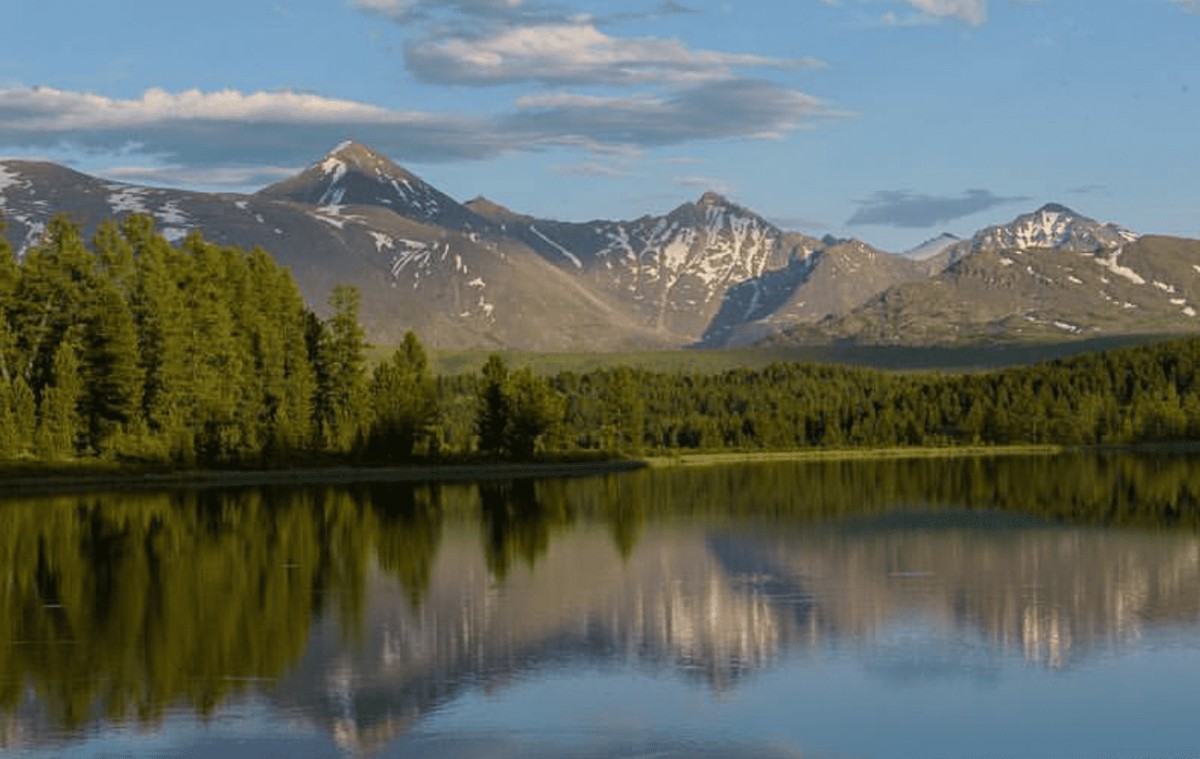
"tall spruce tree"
82,280,143,453
315,285,369,453
476,354,509,456
35,329,84,460
367,331,437,460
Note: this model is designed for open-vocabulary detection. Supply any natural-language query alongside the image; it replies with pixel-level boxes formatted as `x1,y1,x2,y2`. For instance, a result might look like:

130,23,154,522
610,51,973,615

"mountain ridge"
3,142,1197,351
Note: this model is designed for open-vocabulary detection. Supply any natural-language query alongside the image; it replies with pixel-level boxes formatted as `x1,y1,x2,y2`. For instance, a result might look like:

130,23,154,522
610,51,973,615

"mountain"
469,191,827,342
257,141,490,233
770,204,1199,346
0,148,664,350
700,239,926,347
921,203,1141,273
5,145,1198,352
901,232,960,261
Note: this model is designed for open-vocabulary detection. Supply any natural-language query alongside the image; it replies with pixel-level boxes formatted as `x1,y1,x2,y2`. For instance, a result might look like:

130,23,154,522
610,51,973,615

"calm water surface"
4,454,1200,757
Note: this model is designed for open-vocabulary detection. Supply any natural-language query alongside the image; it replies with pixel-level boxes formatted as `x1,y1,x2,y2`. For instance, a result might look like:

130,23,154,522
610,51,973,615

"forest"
2,214,1200,469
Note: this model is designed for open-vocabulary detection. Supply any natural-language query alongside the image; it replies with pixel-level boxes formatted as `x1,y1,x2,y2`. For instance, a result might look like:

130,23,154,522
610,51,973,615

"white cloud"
0,86,424,131
1172,0,1200,13
0,82,831,188
406,22,822,87
903,0,987,25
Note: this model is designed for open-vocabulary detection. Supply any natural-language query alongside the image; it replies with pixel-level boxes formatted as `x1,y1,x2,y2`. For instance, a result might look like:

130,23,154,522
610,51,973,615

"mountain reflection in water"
3,453,1200,755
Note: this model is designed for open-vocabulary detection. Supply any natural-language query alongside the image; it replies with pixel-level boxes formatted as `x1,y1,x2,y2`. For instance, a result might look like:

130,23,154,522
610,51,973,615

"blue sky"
1,0,1197,250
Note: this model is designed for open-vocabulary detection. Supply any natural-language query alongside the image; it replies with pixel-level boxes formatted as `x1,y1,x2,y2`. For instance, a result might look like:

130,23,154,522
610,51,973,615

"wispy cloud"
0,82,831,185
673,174,734,196
551,161,631,177
824,0,989,27
405,22,822,87
1172,0,1200,13
847,188,1026,228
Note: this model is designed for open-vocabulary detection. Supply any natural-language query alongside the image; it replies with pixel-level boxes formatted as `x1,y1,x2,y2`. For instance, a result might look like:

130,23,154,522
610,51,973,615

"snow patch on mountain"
369,231,395,252
529,225,582,268
0,164,22,195
107,184,150,215
1095,247,1145,285
961,204,1138,258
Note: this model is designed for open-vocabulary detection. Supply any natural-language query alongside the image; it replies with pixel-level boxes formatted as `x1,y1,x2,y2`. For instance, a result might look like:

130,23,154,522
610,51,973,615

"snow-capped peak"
965,203,1137,254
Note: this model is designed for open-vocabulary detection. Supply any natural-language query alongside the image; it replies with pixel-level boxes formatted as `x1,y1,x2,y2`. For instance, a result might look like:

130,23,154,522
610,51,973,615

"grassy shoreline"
8,441,1200,496
642,444,1066,468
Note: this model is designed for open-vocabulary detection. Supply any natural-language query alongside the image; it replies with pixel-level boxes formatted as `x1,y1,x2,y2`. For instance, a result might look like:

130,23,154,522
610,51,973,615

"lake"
3,453,1200,758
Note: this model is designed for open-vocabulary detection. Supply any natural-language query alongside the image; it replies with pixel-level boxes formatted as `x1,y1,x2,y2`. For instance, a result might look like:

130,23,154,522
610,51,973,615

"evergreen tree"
367,331,437,460
476,354,509,456
82,280,143,452
505,367,564,460
314,285,369,453
125,215,194,461
35,330,84,459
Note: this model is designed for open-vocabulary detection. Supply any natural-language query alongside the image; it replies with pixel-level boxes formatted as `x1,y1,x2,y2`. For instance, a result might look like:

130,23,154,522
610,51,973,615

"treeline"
0,215,438,465
4,214,1200,467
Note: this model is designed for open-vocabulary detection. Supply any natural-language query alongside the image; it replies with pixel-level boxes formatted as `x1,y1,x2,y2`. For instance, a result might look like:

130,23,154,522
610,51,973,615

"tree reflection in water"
2,452,1200,750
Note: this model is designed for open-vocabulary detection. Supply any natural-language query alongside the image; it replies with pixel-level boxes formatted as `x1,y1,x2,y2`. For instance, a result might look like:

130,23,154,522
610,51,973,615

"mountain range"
3,142,1198,350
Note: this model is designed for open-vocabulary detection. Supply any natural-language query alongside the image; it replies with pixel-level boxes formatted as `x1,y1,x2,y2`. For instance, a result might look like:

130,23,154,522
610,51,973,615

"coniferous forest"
3,214,1200,470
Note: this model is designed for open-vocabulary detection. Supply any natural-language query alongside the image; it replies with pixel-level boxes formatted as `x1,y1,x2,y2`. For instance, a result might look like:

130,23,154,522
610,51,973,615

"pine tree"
82,280,144,453
125,215,194,462
314,285,368,453
505,367,564,460
36,330,84,460
368,331,437,460
476,354,509,456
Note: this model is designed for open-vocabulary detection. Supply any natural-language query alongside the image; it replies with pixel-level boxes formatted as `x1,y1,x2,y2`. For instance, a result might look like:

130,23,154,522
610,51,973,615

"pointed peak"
697,191,730,207
1033,202,1079,217
465,195,529,223
319,140,400,173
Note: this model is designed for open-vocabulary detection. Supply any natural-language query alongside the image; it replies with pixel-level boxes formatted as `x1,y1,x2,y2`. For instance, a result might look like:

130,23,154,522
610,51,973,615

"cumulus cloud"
0,2,834,189
847,189,1026,228
405,22,821,87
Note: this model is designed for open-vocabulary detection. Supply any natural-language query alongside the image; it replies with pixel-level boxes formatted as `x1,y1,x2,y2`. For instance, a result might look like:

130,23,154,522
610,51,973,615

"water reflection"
3,453,1200,755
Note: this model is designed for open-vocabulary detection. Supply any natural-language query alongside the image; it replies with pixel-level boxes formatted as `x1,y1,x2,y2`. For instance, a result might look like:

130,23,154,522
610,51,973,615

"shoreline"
643,444,1066,468
5,442,1200,496
0,460,647,497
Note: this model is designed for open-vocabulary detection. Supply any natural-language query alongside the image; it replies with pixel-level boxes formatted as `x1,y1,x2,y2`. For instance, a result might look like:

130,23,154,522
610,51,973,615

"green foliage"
315,285,369,453
35,329,83,459
475,354,510,456
366,331,437,460
5,212,1200,469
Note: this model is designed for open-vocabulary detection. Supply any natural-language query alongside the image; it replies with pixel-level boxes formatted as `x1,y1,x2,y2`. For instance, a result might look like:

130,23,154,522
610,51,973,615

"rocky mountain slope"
774,206,1200,346
0,146,664,350
467,191,826,341
4,145,1198,351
